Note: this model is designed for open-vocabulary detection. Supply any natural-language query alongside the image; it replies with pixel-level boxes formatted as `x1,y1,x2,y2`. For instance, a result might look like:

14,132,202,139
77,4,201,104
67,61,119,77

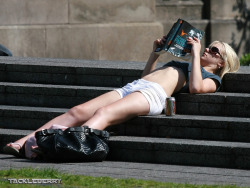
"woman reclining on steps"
3,36,240,159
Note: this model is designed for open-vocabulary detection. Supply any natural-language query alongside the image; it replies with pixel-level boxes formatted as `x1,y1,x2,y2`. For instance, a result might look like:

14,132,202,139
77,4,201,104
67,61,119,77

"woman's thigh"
88,91,150,128
73,90,122,119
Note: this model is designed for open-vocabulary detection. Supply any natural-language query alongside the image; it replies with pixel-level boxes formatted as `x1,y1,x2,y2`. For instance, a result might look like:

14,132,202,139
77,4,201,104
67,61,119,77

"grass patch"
240,53,250,66
0,167,246,188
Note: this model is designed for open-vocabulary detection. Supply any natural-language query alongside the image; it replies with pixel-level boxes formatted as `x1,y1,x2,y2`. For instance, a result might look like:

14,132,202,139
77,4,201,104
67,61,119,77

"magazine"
155,19,205,60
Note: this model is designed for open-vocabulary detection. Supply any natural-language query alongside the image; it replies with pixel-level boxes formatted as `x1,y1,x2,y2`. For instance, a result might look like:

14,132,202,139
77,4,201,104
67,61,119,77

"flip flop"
3,143,25,158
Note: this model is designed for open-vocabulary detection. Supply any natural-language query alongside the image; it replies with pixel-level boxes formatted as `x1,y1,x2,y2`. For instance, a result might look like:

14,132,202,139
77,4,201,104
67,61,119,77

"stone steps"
1,81,250,117
0,57,249,92
0,57,142,87
1,105,250,142
1,129,250,169
108,136,250,169
175,92,250,117
1,57,250,169
0,82,112,108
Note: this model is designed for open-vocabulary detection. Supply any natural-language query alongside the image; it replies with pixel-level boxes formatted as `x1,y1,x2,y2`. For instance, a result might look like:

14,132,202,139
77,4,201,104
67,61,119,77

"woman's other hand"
187,37,201,57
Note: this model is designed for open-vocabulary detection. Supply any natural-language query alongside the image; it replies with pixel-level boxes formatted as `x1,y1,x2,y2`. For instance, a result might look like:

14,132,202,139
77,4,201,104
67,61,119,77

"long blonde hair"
209,41,240,79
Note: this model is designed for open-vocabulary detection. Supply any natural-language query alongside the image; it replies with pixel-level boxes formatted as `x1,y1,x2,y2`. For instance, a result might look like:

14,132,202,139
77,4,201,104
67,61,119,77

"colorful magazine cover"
155,19,204,60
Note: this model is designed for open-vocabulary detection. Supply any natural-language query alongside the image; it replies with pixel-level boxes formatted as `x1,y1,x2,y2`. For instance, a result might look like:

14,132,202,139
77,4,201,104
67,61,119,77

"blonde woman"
4,37,240,158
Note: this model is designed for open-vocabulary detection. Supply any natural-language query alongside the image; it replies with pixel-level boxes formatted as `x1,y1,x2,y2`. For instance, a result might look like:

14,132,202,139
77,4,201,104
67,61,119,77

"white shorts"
115,79,167,115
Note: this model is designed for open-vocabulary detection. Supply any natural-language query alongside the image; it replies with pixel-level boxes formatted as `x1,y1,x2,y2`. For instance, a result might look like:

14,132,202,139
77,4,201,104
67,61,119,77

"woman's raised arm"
141,38,163,77
188,37,217,93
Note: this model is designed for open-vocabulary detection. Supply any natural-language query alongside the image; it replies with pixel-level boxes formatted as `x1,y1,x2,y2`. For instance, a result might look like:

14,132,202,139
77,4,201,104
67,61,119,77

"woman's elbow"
189,87,202,94
189,86,216,94
189,84,205,94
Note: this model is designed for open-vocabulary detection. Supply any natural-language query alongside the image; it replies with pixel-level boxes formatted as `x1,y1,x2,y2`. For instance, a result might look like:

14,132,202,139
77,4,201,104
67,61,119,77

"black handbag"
34,126,110,162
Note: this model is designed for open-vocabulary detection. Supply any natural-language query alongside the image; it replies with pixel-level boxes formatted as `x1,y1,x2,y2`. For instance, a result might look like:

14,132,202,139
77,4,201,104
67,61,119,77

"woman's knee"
93,106,114,123
67,105,91,123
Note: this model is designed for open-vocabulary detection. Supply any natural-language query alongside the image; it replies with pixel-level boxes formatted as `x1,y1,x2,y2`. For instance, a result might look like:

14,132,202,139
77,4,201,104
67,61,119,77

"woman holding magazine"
4,36,240,159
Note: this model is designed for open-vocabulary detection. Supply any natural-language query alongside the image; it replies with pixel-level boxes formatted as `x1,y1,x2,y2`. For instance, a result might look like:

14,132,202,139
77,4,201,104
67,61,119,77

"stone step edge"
1,105,250,127
156,0,203,6
1,129,250,154
109,136,250,154
0,56,249,75
0,57,145,76
107,136,250,169
1,129,250,169
1,82,250,99
0,81,116,91
2,104,250,142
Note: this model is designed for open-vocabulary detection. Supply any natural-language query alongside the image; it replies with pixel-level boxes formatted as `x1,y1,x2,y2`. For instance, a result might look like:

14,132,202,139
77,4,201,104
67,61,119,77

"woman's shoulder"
201,67,222,82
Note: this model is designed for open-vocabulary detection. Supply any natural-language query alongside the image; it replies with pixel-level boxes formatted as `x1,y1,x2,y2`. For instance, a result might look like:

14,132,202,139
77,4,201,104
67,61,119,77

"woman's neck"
203,66,217,74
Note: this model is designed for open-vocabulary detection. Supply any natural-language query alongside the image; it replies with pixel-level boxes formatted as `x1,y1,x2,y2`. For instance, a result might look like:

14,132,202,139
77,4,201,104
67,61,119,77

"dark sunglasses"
209,46,223,59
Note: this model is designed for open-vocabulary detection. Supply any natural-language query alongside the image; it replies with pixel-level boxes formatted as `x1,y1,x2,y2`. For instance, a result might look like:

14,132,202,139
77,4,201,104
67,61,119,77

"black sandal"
3,143,25,158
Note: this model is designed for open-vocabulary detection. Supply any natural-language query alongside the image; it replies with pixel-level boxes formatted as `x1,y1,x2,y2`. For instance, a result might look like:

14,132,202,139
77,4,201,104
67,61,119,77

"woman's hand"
152,36,166,52
187,37,201,57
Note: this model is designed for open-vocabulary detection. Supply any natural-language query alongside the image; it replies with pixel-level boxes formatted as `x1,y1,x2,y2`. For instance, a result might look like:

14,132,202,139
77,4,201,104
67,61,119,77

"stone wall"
208,0,250,56
0,0,249,62
0,0,163,62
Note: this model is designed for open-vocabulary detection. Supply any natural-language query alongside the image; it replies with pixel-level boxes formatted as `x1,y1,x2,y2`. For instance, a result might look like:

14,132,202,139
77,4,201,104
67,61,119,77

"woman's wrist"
192,52,200,60
151,52,160,58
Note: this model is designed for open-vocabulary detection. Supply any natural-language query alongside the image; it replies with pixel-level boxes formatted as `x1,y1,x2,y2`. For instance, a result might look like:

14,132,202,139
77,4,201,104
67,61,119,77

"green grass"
240,53,250,66
0,167,246,188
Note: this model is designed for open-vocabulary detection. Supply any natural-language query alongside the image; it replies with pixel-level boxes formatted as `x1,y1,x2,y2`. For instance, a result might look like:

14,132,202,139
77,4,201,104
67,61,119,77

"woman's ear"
218,60,225,68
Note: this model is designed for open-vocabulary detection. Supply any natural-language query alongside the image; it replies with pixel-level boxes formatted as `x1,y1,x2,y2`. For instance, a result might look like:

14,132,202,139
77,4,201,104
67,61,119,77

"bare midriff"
142,66,187,96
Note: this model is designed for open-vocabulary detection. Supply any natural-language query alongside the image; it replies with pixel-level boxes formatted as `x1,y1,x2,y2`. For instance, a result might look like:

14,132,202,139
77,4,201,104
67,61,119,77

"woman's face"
201,42,225,68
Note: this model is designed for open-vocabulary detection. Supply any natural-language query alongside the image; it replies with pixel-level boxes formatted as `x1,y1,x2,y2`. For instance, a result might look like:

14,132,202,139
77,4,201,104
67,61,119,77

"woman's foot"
3,143,25,158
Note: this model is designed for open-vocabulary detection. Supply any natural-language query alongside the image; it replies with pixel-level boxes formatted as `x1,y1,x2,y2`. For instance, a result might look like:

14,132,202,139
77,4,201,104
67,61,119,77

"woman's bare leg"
6,91,121,149
83,91,150,130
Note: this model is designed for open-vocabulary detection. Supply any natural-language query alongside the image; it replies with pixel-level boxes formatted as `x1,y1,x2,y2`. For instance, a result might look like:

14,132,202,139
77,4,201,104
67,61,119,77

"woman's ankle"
7,142,22,150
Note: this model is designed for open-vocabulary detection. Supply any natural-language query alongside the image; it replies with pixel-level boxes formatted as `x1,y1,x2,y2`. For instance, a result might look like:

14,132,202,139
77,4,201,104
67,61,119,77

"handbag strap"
36,126,110,138
35,129,62,137
67,126,110,138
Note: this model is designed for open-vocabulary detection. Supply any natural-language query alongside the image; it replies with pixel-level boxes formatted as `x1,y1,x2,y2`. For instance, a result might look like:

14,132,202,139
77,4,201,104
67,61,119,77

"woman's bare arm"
141,38,164,77
141,52,159,77
188,37,217,93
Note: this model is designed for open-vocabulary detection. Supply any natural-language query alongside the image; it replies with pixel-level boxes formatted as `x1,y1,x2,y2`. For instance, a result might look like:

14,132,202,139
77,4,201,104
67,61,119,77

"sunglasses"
209,46,223,59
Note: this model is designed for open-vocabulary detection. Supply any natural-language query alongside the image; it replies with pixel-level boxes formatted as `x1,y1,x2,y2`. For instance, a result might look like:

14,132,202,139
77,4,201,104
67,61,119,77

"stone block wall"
0,0,249,62
0,0,163,62
208,0,250,56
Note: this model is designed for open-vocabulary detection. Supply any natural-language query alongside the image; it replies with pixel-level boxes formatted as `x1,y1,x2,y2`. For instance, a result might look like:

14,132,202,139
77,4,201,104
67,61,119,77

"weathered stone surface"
46,23,163,61
69,0,155,23
0,26,46,57
210,0,248,20
97,23,163,61
0,0,248,61
0,0,68,25
0,23,163,61
155,0,203,21
210,19,250,56
46,24,100,60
